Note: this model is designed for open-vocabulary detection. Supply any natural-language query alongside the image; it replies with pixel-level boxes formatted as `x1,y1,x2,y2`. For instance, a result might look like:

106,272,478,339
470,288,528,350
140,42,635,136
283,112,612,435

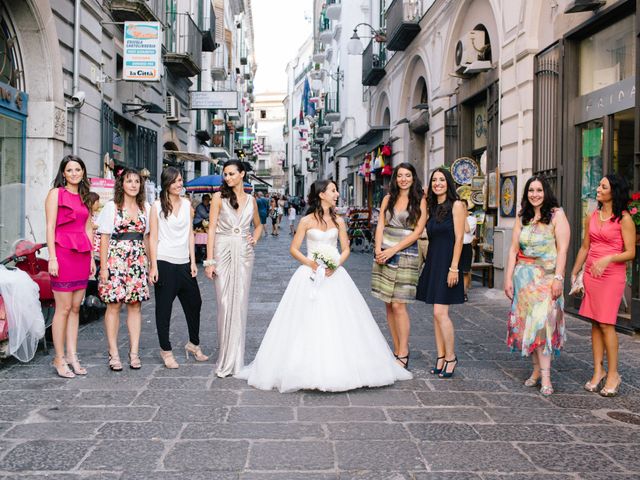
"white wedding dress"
236,228,412,393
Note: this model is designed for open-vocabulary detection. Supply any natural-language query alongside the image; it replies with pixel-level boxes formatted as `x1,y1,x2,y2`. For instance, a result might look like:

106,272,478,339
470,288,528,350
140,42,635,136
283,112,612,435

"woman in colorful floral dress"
504,176,570,396
98,168,150,371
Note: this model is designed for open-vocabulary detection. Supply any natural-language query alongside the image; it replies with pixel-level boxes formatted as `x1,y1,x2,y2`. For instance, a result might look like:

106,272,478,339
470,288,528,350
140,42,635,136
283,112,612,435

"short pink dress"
579,211,626,325
51,188,92,292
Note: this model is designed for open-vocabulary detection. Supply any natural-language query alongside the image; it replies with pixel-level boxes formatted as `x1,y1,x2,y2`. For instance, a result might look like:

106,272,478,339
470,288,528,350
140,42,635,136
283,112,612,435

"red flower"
632,192,640,201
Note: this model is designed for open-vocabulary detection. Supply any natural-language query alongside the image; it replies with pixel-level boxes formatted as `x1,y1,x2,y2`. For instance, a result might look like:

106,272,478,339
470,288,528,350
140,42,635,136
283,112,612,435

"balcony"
362,40,386,86
326,0,341,20
200,3,216,52
294,164,303,176
283,124,289,136
313,44,326,64
164,12,202,77
107,0,161,22
240,43,248,65
324,91,340,122
210,48,227,80
385,0,422,51
255,168,272,177
318,15,333,44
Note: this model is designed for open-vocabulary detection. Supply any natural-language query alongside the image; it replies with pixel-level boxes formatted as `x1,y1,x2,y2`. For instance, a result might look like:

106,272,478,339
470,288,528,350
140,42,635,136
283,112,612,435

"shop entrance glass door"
0,110,25,260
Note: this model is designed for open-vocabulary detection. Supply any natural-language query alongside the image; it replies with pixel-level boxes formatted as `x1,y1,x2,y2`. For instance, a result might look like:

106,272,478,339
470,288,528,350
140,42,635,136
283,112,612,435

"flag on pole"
253,142,264,156
299,77,316,124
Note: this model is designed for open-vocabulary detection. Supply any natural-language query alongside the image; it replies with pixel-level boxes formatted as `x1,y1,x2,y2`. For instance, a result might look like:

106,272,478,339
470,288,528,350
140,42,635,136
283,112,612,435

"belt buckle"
232,226,241,235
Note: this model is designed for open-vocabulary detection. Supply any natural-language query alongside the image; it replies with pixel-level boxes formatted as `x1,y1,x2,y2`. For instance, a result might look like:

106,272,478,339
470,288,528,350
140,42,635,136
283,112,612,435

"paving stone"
302,392,350,406
181,422,323,440
578,475,640,480
0,405,37,422
239,389,302,406
416,391,487,407
297,407,386,422
80,439,165,471
519,443,623,472
412,474,483,480
243,473,338,480
133,389,238,406
38,406,156,422
419,441,535,472
475,424,574,443
407,423,480,441
327,422,409,440
248,440,334,470
0,422,13,436
427,379,508,392
601,444,640,471
154,405,226,423
152,364,213,377
340,472,414,480
164,440,249,471
122,473,237,480
226,406,294,422
336,440,424,470
0,389,79,406
386,407,491,423
479,393,553,408
2,440,93,471
481,475,574,480
565,425,640,444
146,377,210,390
483,407,610,425
348,389,419,406
68,390,138,406
0,379,68,391
7,475,121,480
96,422,182,439
4,422,101,439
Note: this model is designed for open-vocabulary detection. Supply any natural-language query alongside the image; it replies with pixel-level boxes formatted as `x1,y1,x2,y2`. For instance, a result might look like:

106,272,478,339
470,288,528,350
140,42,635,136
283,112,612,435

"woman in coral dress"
571,174,635,397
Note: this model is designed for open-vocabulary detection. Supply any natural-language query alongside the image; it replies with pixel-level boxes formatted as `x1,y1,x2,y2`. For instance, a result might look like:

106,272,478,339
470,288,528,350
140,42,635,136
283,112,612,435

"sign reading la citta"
123,22,161,82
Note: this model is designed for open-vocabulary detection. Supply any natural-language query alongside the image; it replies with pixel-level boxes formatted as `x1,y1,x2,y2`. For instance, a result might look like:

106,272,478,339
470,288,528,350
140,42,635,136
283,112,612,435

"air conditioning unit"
166,96,180,122
455,30,485,73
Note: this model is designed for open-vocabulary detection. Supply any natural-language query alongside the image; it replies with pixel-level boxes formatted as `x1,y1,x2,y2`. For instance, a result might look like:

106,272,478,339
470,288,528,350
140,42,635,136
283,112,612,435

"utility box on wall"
493,227,511,289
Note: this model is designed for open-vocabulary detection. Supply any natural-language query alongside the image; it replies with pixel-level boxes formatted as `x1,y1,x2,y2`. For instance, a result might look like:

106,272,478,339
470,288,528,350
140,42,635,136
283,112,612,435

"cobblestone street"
0,231,639,479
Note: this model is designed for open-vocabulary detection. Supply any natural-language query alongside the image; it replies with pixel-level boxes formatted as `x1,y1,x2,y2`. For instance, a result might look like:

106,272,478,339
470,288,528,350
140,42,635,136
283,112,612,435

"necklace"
598,210,612,222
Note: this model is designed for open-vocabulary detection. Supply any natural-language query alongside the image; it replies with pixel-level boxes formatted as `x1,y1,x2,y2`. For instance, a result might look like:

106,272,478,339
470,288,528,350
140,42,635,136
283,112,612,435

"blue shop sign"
0,81,28,116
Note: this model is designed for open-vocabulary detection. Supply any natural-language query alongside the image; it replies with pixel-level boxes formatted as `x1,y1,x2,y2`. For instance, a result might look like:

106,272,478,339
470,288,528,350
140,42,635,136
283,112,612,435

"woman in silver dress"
204,160,263,377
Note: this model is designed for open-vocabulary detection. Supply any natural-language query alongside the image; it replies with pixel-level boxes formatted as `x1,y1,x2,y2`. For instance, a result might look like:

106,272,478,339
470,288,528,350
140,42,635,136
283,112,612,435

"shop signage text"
576,76,635,123
190,91,239,110
123,22,161,82
0,81,28,116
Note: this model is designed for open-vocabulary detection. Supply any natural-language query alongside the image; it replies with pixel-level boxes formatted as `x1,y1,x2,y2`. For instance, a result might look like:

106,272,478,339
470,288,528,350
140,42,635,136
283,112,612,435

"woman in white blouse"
97,168,150,370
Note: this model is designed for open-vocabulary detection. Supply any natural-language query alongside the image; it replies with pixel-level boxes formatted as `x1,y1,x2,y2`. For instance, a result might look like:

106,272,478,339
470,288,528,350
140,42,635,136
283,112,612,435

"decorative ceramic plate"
470,190,484,205
451,157,479,185
456,185,472,201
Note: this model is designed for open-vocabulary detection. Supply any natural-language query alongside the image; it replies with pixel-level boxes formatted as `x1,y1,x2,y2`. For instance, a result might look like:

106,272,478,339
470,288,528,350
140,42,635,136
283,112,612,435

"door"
0,109,25,259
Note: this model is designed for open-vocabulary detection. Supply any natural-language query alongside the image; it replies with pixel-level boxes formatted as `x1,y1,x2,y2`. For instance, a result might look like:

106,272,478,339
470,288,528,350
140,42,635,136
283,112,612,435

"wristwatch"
553,274,564,282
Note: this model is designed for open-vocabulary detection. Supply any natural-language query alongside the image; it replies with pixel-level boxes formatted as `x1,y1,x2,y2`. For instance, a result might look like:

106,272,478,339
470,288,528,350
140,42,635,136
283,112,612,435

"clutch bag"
569,269,584,296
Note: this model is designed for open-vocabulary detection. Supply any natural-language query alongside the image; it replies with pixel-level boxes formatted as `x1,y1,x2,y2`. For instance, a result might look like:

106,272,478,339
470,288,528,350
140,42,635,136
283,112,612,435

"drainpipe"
72,0,81,156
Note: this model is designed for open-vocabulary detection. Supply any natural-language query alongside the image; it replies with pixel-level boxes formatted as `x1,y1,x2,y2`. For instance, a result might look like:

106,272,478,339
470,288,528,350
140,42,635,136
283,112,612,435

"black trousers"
154,260,202,351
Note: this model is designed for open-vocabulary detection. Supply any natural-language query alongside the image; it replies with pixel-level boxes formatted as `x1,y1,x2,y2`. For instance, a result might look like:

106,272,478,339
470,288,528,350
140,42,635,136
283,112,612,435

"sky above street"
252,0,312,94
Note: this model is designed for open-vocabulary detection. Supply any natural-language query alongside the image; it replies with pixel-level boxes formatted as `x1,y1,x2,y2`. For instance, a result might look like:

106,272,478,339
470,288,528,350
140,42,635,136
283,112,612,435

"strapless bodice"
305,228,340,260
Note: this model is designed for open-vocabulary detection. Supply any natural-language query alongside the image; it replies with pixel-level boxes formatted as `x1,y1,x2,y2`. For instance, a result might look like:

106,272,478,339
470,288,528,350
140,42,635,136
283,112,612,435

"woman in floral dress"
504,176,570,396
98,168,150,371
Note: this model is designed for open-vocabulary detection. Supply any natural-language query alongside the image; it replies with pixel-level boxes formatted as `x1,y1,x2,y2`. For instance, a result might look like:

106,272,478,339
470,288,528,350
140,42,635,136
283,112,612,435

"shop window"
579,15,635,96
260,109,266,119
444,106,459,166
0,14,22,89
0,110,25,259
137,125,158,181
579,120,604,238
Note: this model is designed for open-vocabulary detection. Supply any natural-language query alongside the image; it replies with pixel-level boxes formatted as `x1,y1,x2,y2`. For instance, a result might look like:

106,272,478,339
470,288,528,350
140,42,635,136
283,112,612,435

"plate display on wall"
456,185,472,201
451,157,479,185
500,175,517,217
470,190,484,205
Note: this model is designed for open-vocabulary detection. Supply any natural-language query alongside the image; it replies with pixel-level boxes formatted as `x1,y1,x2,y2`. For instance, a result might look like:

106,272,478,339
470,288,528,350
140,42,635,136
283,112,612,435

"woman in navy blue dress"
416,168,465,378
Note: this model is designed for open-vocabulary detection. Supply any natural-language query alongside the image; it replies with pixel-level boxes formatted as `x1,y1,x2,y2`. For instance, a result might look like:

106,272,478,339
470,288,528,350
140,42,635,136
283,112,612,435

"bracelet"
449,267,459,273
553,274,564,282
49,257,57,261
203,259,217,267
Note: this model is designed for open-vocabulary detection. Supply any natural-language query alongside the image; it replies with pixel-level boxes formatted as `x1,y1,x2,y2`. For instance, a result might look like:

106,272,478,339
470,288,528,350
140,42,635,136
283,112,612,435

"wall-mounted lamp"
122,102,166,115
310,68,344,91
347,23,386,55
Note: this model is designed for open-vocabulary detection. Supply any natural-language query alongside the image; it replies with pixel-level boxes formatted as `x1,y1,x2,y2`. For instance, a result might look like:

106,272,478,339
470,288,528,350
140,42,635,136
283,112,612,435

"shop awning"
209,147,231,159
334,126,389,159
249,173,272,187
163,150,212,163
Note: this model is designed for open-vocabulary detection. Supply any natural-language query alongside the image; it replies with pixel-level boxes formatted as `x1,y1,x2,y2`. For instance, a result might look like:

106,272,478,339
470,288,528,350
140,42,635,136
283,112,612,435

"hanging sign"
123,22,161,81
190,91,239,110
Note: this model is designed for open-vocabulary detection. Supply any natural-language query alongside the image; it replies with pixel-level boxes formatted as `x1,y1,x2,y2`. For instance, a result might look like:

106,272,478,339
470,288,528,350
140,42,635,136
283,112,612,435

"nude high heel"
185,342,209,362
52,356,75,379
160,350,179,369
66,353,87,375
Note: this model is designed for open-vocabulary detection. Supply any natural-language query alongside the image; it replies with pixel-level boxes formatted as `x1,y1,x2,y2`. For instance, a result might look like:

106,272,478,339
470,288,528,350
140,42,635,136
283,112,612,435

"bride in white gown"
236,179,412,392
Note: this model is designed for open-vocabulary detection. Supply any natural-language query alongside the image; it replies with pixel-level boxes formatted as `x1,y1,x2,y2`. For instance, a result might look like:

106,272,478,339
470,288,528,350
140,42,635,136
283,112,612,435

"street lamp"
347,23,386,55
310,68,344,91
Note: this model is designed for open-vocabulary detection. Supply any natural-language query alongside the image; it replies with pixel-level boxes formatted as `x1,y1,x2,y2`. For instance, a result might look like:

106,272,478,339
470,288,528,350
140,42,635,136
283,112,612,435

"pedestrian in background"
149,167,207,369
416,167,465,378
504,176,569,396
461,200,477,302
371,163,427,369
97,168,150,371
45,155,95,378
571,173,635,397
193,194,211,230
256,192,269,237
269,196,279,236
288,203,297,235
205,160,263,377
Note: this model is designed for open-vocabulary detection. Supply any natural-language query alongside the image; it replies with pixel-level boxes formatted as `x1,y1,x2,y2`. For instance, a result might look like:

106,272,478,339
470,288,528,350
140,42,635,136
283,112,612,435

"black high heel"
430,356,445,375
395,352,410,369
438,356,458,378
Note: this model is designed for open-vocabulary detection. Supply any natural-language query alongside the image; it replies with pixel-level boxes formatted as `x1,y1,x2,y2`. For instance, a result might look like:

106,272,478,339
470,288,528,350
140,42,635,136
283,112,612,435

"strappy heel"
52,356,75,379
584,374,606,392
65,353,87,375
438,356,458,378
108,352,123,372
599,376,621,397
524,358,540,387
539,368,554,396
430,356,445,375
395,352,409,369
129,351,142,370
185,342,209,362
160,350,179,369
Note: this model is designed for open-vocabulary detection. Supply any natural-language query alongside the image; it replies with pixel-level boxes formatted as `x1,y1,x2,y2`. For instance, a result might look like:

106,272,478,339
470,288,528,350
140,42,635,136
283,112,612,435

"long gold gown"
213,197,255,377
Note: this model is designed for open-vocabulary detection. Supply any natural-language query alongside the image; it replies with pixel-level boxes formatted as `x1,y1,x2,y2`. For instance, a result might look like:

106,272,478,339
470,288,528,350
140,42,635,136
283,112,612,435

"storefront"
556,0,640,332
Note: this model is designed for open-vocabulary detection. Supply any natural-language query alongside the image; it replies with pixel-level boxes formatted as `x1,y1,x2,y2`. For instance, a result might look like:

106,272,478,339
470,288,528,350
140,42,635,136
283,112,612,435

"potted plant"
629,192,640,243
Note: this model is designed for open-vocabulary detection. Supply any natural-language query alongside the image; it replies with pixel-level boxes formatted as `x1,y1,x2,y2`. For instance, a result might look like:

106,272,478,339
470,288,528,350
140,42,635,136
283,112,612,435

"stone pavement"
1,227,639,479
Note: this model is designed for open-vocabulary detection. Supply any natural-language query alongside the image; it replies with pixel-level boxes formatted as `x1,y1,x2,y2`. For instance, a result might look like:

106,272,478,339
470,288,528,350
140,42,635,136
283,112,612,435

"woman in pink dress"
45,156,96,378
571,174,635,397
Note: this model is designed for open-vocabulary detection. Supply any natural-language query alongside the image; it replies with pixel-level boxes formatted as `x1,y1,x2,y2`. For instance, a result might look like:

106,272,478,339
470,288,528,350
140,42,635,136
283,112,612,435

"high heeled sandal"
52,356,75,379
395,352,409,369
129,351,142,370
524,359,541,387
430,356,445,375
539,368,554,396
438,356,458,378
65,353,87,375
185,342,209,362
160,350,179,369
584,374,606,393
108,352,123,372
599,376,621,397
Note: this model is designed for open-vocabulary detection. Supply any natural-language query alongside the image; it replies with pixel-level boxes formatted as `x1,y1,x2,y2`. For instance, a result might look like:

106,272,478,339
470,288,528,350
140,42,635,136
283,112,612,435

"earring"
62,177,67,186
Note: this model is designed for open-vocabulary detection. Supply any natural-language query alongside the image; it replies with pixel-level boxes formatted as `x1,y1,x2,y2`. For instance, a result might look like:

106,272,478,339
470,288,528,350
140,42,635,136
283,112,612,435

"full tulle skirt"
236,265,412,393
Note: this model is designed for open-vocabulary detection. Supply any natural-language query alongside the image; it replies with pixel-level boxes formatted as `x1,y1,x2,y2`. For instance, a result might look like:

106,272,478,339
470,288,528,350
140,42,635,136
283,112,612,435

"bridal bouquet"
311,246,339,270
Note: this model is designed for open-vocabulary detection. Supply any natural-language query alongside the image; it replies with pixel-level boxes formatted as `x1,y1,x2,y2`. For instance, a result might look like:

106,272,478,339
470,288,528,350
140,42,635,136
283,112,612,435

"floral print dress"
99,208,149,304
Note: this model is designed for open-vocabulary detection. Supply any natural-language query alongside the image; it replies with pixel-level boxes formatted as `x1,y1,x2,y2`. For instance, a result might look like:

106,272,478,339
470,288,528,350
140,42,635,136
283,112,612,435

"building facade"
253,92,287,194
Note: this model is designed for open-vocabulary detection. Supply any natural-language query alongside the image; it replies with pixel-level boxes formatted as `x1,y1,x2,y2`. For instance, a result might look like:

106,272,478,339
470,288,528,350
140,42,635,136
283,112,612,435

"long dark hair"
519,175,559,225
220,160,246,210
114,168,146,211
384,162,423,226
305,179,338,228
159,166,182,218
53,155,91,208
427,167,459,222
599,173,630,223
